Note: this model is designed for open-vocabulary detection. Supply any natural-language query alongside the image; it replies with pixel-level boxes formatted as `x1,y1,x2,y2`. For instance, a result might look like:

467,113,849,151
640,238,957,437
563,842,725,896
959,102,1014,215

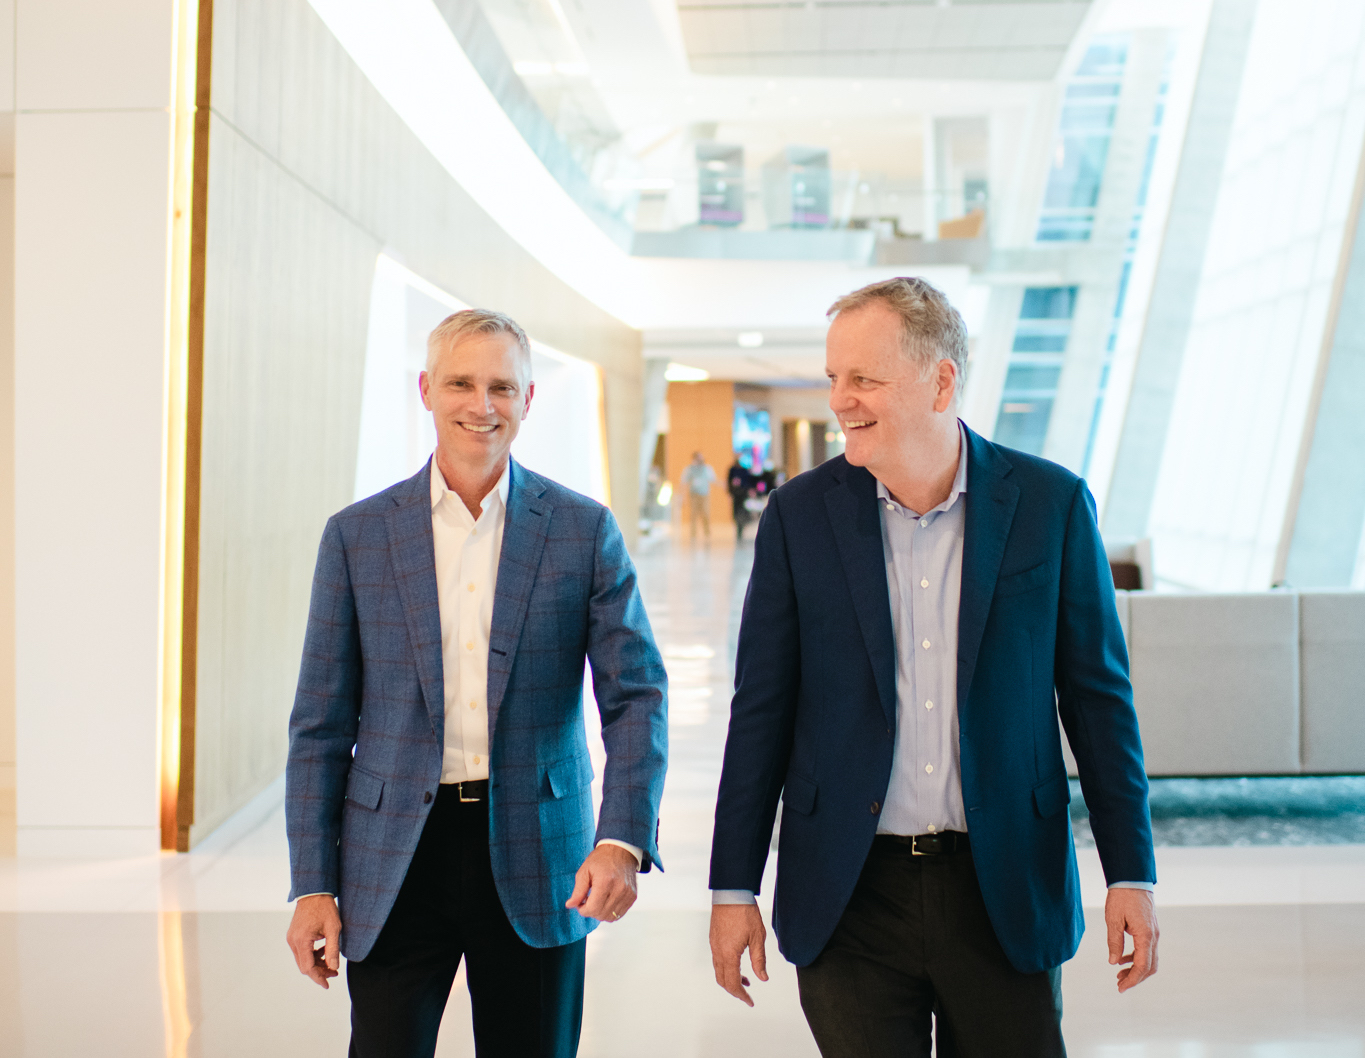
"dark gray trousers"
796,835,1065,1058
347,787,585,1058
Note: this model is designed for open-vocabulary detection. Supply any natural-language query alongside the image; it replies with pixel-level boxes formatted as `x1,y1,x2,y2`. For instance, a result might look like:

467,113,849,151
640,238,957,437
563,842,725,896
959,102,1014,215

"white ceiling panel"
678,1,1092,80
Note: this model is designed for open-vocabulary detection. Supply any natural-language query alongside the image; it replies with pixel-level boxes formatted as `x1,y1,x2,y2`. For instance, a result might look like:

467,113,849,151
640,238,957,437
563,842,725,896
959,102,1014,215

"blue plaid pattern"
286,459,668,960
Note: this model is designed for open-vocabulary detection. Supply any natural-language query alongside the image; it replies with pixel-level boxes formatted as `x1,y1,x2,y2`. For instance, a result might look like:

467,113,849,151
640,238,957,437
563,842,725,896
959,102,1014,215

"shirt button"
466,641,474,650
921,519,929,528
925,764,934,774
921,578,929,588
885,503,895,511
467,583,476,592
927,824,936,833
473,755,481,765
469,700,477,710
922,639,931,649
870,801,880,814
926,700,934,710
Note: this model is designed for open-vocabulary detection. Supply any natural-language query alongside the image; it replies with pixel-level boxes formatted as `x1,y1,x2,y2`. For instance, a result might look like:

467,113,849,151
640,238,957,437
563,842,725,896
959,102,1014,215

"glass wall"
993,287,1078,454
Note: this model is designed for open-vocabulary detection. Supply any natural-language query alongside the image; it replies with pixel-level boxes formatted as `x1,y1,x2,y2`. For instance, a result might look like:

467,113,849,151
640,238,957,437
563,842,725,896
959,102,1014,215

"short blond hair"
426,309,532,377
827,277,968,380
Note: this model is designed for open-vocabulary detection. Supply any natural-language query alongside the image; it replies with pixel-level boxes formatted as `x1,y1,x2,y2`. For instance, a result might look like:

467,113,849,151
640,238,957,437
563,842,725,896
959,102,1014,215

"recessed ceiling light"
737,332,764,348
665,362,710,382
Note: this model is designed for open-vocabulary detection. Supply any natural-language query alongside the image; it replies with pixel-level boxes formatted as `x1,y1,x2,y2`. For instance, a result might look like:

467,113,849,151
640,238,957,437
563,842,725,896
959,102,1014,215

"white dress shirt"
431,458,506,783
431,458,642,866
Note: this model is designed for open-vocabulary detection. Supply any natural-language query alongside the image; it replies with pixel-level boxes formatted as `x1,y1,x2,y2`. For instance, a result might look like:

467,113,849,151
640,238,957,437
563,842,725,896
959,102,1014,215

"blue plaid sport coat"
286,458,668,960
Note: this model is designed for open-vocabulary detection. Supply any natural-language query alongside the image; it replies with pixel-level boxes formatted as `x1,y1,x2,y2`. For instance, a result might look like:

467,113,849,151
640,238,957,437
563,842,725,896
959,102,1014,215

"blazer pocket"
345,765,385,811
995,561,1054,599
782,772,817,816
1032,773,1072,819
545,754,595,800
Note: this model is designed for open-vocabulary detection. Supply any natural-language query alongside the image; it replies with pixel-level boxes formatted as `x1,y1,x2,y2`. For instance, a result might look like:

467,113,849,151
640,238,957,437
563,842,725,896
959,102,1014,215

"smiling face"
826,300,957,478
419,331,534,477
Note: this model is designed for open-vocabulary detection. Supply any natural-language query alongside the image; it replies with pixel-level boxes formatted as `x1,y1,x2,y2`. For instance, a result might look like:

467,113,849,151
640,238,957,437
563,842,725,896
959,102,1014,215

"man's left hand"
565,844,639,922
1105,887,1159,993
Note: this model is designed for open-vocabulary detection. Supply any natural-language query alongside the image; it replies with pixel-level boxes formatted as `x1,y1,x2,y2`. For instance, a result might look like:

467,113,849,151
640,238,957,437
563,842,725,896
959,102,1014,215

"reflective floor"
2,534,1364,1056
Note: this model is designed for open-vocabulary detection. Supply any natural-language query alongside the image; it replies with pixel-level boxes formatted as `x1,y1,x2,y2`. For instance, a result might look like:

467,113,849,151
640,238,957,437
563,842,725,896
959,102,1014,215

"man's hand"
710,903,769,1007
1106,887,1159,993
286,894,342,988
565,844,639,922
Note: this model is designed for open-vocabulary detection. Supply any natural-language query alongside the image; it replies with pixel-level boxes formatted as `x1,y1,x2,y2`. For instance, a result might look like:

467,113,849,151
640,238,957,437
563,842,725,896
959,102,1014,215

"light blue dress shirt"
713,422,1152,903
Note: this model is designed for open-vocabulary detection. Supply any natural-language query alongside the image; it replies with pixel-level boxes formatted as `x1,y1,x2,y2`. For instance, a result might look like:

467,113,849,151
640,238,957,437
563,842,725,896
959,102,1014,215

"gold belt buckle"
458,782,479,803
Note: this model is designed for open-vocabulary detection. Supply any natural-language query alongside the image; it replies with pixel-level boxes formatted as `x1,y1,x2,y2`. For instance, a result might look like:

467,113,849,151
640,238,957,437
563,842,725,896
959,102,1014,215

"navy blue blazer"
286,460,668,960
710,425,1155,973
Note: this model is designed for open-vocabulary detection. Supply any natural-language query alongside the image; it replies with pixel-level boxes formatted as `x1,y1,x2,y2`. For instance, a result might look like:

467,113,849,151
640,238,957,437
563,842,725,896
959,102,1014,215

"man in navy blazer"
285,309,667,1058
709,278,1158,1056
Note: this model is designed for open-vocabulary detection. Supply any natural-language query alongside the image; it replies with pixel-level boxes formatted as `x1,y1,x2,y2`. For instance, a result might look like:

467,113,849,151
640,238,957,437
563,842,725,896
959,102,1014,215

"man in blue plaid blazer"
284,309,668,1058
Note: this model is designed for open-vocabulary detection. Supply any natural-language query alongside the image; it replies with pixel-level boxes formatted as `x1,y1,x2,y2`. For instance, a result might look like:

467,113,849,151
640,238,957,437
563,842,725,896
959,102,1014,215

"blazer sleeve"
585,507,669,872
1055,480,1156,886
285,516,363,900
709,495,801,894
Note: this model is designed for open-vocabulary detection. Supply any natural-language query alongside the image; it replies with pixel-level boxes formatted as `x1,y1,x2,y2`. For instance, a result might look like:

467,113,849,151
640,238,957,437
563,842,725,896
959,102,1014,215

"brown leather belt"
878,831,969,855
440,779,489,803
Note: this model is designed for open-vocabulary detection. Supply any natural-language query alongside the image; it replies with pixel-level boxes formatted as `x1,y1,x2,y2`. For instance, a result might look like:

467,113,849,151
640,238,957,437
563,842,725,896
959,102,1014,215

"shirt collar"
875,420,969,516
429,456,511,516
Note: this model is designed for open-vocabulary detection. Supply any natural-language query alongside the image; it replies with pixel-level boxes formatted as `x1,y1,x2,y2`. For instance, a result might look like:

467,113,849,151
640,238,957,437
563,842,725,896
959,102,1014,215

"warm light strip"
158,911,194,1058
158,0,201,852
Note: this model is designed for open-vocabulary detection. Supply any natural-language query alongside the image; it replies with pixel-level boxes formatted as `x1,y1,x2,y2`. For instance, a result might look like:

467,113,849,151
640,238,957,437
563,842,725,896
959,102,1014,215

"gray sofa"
1063,590,1365,777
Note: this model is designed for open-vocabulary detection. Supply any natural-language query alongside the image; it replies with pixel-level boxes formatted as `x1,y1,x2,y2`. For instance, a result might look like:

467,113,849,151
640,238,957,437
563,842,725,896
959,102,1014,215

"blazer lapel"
487,460,551,739
957,427,1019,711
824,461,898,730
385,460,446,738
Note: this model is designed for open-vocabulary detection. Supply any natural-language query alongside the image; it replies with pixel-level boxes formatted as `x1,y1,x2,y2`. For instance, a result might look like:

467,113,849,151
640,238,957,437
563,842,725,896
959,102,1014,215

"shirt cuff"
596,838,644,869
711,889,758,905
293,892,334,900
1108,881,1156,892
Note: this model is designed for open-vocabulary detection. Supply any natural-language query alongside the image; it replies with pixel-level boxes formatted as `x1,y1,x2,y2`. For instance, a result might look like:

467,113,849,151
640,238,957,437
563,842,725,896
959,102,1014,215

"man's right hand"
710,903,769,1007
286,894,342,988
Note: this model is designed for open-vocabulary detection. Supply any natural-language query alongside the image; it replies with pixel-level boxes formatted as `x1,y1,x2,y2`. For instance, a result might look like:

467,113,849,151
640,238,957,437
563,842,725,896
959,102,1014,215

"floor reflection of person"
727,456,755,542
680,450,717,542
284,309,668,1058
709,277,1158,1057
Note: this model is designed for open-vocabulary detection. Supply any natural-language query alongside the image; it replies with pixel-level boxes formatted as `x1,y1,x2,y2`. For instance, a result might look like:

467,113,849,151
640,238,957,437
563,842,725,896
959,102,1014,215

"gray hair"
426,308,532,377
827,277,968,381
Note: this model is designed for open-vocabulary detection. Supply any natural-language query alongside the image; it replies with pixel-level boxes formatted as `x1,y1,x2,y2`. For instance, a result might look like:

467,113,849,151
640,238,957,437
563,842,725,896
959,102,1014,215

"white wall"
13,0,176,855
1147,0,1365,590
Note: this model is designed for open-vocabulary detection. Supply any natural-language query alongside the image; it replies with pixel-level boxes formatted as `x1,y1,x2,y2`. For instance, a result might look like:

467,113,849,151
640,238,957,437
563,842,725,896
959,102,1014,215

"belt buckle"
458,782,479,803
911,834,942,856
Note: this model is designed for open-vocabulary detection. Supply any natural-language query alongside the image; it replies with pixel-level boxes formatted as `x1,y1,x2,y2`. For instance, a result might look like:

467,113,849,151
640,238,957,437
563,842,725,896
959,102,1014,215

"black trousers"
347,785,586,1058
796,835,1065,1058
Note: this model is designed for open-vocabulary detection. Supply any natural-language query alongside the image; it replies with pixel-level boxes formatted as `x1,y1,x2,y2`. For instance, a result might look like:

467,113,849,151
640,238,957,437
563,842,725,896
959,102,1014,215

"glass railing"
601,170,988,239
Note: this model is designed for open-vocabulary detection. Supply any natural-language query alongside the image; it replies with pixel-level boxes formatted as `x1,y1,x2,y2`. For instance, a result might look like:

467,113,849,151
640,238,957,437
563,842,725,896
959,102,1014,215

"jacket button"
423,791,433,804
870,801,880,814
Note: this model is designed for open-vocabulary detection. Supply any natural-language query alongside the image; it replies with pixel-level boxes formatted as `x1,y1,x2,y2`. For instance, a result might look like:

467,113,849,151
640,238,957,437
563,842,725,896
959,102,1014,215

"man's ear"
521,381,535,420
419,370,433,412
934,360,958,413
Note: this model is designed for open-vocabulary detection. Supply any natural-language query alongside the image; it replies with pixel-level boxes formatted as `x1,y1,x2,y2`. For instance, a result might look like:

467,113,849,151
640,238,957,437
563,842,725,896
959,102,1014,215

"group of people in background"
679,450,781,543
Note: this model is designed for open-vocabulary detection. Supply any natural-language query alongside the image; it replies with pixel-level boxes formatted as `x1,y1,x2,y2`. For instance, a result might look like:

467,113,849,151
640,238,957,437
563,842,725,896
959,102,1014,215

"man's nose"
829,381,853,413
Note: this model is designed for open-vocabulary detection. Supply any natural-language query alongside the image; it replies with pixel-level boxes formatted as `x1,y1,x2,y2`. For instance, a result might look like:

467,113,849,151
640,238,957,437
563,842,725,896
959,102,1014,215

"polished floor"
2,533,1364,1056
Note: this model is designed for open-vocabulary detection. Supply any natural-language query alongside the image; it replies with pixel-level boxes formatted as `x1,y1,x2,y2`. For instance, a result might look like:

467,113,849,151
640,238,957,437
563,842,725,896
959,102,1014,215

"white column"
14,0,177,856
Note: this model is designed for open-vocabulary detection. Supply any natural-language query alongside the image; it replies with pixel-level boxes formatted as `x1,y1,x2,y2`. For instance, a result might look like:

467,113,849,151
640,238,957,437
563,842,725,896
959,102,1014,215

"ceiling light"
737,332,764,348
513,60,553,76
554,62,587,76
665,362,710,382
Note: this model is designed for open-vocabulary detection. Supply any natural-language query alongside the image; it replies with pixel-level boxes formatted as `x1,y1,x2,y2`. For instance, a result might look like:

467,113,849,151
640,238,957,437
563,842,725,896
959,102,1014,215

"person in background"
681,451,717,543
727,455,756,542
284,309,668,1058
709,277,1157,1057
